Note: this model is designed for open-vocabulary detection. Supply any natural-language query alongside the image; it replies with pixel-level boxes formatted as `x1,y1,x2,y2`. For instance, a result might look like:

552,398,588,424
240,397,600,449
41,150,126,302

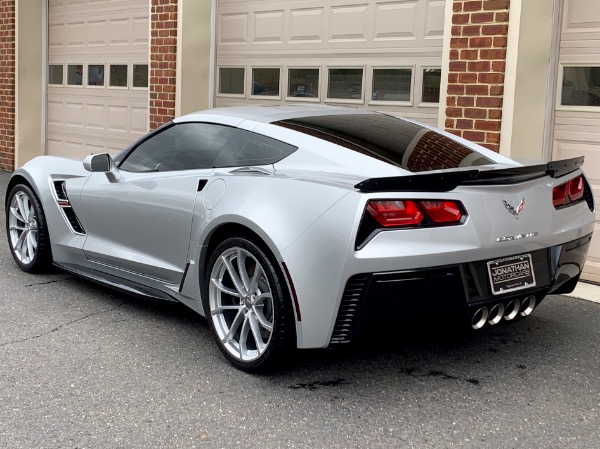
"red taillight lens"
552,183,568,207
553,175,586,209
568,175,584,202
366,200,423,227
419,200,463,223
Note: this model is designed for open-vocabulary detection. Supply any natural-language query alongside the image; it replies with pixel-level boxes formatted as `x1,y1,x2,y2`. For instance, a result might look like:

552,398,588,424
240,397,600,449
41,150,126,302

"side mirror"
83,153,121,182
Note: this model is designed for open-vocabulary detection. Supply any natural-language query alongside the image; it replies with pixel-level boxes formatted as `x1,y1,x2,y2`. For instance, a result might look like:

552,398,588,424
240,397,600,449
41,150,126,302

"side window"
119,123,235,172
211,129,297,168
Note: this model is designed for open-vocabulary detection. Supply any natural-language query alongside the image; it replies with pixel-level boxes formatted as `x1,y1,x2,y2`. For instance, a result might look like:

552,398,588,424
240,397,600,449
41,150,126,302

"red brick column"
0,0,15,171
445,0,510,152
149,0,178,130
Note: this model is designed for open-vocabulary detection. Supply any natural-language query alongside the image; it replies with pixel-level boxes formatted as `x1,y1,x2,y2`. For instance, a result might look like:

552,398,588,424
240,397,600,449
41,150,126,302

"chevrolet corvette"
5,105,595,371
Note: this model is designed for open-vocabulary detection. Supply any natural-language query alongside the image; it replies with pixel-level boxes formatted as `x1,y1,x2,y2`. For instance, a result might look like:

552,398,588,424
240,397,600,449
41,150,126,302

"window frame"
108,63,129,90
48,64,65,87
66,63,85,88
285,66,321,102
250,66,282,100
325,66,366,104
557,62,600,111
217,66,246,98
86,63,106,88
132,63,149,90
368,65,415,107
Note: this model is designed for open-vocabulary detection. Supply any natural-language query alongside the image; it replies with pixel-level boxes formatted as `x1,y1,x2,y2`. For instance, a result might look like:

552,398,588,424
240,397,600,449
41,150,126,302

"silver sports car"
5,105,595,371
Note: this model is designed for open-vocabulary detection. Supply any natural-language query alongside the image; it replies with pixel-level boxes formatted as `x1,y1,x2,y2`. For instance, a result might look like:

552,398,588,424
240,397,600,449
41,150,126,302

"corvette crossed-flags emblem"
503,198,526,219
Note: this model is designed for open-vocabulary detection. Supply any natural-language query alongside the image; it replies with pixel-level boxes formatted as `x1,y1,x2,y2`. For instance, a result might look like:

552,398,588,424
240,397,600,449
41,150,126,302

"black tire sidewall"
6,184,52,273
203,236,294,372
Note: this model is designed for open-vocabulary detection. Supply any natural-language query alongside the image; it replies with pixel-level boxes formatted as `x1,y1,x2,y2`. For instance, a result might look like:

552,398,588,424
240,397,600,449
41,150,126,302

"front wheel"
204,237,294,372
6,184,52,272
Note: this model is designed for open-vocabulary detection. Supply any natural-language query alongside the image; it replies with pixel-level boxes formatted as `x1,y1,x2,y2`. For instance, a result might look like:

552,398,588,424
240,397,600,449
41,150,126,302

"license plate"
487,254,536,295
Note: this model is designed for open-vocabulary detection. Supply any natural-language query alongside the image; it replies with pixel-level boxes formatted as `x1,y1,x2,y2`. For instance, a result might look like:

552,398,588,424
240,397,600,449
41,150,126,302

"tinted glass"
562,67,600,106
88,65,105,86
120,123,297,172
219,67,245,94
252,68,280,96
133,64,149,88
328,68,363,99
274,114,494,173
67,64,83,86
422,68,442,103
49,65,63,85
372,68,411,102
288,68,319,98
110,65,128,87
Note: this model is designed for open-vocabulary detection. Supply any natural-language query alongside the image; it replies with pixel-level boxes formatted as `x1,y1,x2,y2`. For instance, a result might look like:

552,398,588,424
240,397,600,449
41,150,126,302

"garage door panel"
48,0,149,160
554,0,600,282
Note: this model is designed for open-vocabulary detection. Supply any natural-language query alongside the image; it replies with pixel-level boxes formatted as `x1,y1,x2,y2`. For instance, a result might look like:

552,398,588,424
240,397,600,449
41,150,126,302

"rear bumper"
329,233,592,345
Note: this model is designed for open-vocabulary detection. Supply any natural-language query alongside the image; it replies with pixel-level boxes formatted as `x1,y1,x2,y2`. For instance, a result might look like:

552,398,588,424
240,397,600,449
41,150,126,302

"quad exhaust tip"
503,299,521,321
519,295,537,317
487,303,505,326
471,307,489,330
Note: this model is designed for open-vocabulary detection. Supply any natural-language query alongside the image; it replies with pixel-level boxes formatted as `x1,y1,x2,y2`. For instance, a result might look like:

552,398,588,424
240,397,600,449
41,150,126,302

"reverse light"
419,200,463,223
553,175,586,209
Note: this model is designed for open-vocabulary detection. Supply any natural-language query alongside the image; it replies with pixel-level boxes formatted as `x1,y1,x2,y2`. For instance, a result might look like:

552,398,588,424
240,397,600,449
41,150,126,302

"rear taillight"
419,200,463,224
553,175,586,209
366,200,423,227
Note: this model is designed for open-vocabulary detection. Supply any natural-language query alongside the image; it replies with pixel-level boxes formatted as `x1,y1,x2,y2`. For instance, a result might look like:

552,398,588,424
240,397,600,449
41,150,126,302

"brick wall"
149,0,178,130
0,0,15,171
407,131,474,172
445,0,510,152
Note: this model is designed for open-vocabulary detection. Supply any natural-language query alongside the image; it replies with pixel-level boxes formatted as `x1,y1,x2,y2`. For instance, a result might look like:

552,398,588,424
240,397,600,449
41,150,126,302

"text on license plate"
486,254,536,296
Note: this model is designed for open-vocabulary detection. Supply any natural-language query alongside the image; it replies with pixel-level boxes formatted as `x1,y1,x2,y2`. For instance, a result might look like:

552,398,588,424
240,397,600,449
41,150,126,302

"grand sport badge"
486,254,536,295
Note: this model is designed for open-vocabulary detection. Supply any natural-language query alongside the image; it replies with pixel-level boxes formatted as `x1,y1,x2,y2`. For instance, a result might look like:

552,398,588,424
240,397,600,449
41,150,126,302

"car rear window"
274,114,494,173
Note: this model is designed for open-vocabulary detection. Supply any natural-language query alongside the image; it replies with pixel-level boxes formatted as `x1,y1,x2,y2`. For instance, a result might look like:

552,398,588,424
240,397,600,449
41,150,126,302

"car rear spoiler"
354,156,584,193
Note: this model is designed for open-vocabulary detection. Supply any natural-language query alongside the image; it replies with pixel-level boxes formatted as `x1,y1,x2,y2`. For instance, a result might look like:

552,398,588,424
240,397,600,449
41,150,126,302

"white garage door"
216,0,446,125
47,0,149,158
553,0,600,283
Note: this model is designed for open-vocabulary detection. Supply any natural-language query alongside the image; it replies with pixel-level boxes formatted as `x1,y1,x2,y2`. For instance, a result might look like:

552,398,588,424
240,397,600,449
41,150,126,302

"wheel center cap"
244,297,253,309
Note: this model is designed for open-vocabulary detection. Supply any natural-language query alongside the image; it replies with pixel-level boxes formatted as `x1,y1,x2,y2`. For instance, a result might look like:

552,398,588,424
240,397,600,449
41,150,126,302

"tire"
6,184,52,272
203,236,295,372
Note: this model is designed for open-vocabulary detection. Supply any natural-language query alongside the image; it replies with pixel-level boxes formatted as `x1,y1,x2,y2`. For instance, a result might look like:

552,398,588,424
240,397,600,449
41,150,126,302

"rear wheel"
204,237,294,372
6,184,52,272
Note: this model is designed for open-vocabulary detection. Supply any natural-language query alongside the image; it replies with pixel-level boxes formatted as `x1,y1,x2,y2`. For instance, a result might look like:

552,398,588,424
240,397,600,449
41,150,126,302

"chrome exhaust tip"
519,296,537,317
487,303,505,326
503,299,521,321
472,307,489,330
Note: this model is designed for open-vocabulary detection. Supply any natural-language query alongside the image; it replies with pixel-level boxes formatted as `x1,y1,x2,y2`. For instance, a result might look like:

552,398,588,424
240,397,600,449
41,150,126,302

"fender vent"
329,274,369,346
51,179,86,235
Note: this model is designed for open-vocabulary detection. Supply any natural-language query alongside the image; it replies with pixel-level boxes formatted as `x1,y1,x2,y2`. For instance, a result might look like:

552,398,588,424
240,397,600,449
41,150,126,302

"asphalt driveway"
1,169,599,449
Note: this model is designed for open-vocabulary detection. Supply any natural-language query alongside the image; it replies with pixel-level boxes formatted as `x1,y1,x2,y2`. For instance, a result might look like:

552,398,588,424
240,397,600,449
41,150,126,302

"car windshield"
274,114,495,173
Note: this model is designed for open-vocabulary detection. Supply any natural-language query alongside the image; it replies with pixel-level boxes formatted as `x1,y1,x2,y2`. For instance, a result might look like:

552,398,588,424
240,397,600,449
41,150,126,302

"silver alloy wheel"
209,247,274,362
8,191,39,265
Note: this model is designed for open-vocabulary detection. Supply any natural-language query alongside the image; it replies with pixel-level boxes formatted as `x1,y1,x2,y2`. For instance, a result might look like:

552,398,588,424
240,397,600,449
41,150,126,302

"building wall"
444,0,510,152
149,0,178,130
0,0,15,171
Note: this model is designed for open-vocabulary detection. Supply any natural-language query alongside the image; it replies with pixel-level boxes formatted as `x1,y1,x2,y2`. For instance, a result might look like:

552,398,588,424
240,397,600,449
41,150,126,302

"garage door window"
219,67,245,95
561,66,600,107
327,68,364,101
371,68,412,103
133,64,149,88
88,64,105,87
67,64,83,86
252,68,281,97
110,65,128,88
287,68,319,100
48,65,63,86
422,68,442,103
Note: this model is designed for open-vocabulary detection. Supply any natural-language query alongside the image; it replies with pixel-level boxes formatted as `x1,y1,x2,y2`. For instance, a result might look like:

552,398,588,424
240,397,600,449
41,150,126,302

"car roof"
174,104,382,126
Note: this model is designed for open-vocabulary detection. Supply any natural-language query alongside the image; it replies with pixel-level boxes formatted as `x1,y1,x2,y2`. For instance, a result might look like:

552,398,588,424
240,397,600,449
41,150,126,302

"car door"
79,122,236,285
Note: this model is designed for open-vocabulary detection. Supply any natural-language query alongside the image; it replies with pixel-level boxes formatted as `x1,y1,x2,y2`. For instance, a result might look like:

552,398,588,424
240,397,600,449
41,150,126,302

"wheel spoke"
248,265,264,295
9,225,27,231
223,255,246,296
238,314,251,358
221,308,245,344
27,231,38,250
26,233,35,260
237,249,251,291
248,313,267,354
254,292,272,305
253,306,273,332
211,304,243,315
10,207,25,223
211,278,241,297
15,229,28,251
